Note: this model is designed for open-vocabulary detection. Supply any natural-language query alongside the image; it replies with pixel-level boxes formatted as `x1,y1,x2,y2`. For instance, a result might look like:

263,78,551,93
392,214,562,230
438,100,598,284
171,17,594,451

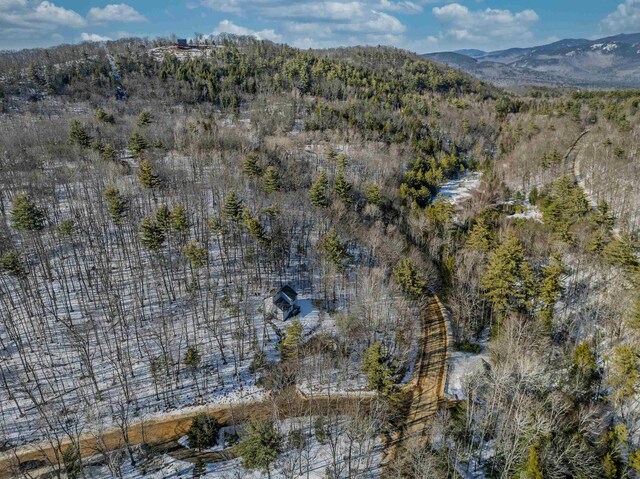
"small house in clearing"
176,39,188,48
273,285,300,320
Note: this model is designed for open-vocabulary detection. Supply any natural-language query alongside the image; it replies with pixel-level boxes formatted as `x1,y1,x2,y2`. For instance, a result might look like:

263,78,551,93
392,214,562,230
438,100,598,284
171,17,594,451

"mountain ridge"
425,33,640,89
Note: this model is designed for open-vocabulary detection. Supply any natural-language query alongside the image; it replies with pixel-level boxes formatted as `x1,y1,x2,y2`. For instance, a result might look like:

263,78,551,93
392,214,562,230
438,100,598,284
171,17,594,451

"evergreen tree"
129,131,148,156
262,166,281,193
281,320,303,360
466,219,493,252
608,345,640,403
538,255,564,328
94,107,115,124
138,158,161,189
361,342,394,393
183,241,208,268
321,229,350,271
184,346,202,372
101,143,117,162
522,445,544,479
242,154,262,177
171,204,190,235
334,166,352,203
570,341,599,399
187,413,220,451
222,192,243,223
482,234,535,318
0,250,27,279
56,219,74,238
11,193,45,232
310,169,330,208
238,420,282,478
393,258,427,298
140,217,165,252
68,119,92,149
104,186,128,226
137,111,152,127
365,183,382,206
244,213,267,243
156,204,172,233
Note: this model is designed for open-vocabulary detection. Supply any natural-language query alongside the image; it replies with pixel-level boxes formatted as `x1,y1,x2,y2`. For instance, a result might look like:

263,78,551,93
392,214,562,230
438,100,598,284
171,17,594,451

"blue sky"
1,0,638,52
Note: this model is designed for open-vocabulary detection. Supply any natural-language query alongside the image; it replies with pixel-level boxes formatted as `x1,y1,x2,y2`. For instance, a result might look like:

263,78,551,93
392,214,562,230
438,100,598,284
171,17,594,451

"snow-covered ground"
445,330,490,401
84,417,382,479
436,171,482,204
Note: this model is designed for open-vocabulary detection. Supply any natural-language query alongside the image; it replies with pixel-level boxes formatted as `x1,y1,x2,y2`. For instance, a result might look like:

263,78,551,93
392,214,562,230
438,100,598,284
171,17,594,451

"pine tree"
184,346,202,372
56,219,75,238
129,131,148,156
94,107,115,124
238,420,282,478
321,229,350,271
523,445,544,479
187,414,220,451
365,183,382,206
11,193,45,232
334,166,352,204
171,204,190,236
393,258,427,298
482,234,535,318
137,111,152,127
140,217,165,252
361,342,394,393
104,187,128,226
156,204,172,233
310,169,330,208
68,119,92,149
466,219,493,252
0,250,27,279
242,154,262,177
281,320,303,360
325,147,337,163
222,192,243,223
244,213,267,243
138,158,161,189
608,345,640,403
183,241,208,268
538,255,564,328
262,166,281,193
101,143,117,162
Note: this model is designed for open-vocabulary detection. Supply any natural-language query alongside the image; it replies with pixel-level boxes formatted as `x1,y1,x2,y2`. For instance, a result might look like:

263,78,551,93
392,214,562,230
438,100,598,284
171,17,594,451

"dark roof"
279,285,297,301
274,296,291,311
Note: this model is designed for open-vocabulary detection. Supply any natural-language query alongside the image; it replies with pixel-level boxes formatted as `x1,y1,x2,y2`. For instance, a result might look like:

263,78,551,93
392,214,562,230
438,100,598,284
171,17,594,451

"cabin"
272,285,300,320
176,38,188,48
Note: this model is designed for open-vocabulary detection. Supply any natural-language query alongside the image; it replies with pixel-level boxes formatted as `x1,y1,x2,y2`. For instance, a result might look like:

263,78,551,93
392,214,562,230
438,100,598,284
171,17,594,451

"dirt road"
385,294,450,463
0,393,373,478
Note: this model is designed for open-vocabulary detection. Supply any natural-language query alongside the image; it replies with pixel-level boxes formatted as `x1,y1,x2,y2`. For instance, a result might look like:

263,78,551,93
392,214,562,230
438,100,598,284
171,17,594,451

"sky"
0,0,639,53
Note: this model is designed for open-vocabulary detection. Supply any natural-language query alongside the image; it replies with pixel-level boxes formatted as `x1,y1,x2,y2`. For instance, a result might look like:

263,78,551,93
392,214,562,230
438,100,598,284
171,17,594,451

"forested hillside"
0,36,638,479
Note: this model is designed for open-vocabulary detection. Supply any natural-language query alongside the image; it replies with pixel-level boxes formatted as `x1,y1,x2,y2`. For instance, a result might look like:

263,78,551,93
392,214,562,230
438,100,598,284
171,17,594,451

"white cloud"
0,0,87,49
261,1,366,20
212,19,283,42
31,1,86,27
376,0,422,14
601,0,640,33
87,4,147,23
81,32,112,42
433,3,539,44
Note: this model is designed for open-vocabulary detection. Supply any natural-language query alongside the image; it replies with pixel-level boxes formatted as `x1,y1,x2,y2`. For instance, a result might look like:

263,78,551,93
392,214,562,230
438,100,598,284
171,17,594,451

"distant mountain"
425,33,640,89
453,49,486,58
